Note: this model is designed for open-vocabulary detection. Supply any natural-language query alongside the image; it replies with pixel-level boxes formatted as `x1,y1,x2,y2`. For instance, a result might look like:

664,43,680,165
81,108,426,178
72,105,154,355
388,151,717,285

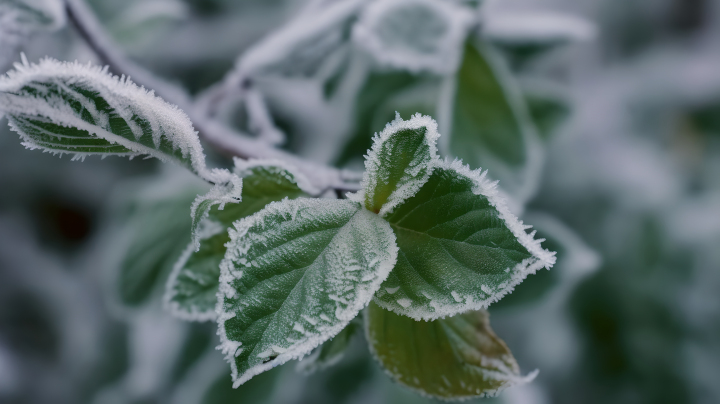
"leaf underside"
366,301,531,400
217,198,397,387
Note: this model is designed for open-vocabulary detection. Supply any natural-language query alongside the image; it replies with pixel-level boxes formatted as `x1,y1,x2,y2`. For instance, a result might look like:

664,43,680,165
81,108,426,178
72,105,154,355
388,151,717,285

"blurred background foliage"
1,0,720,403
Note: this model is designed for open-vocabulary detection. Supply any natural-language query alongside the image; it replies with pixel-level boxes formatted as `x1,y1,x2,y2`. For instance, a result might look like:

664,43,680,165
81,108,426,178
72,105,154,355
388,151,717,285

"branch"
63,0,361,192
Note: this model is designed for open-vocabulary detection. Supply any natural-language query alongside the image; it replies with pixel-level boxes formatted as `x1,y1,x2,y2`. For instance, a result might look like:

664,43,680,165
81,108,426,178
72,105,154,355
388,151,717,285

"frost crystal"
216,198,397,387
356,112,440,216
353,0,475,74
374,157,556,320
0,57,230,184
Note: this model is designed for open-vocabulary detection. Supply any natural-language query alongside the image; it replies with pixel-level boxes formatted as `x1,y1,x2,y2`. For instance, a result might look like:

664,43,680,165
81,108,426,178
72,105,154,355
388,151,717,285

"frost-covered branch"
63,0,361,191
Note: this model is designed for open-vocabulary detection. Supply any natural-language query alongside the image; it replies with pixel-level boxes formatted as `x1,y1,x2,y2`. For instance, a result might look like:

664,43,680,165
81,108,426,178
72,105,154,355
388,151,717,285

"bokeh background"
1,0,719,403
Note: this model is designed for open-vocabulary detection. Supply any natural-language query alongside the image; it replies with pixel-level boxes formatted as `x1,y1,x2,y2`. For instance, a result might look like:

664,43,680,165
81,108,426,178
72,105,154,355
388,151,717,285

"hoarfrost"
0,57,231,183
374,158,556,321
216,198,397,387
356,113,440,216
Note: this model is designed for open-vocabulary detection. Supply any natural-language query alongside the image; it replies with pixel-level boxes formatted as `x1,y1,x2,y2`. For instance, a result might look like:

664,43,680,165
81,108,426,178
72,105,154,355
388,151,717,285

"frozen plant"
0,0,604,401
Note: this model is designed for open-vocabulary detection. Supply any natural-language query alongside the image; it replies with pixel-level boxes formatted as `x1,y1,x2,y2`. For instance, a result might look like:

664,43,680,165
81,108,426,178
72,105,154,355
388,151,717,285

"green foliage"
217,198,397,387
165,161,311,321
449,41,540,202
366,301,532,399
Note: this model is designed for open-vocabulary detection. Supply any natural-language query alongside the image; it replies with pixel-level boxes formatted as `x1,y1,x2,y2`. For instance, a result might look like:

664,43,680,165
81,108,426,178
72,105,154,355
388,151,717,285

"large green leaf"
373,159,555,320
217,198,397,387
366,301,534,400
165,160,311,321
0,58,233,183
448,41,542,203
360,113,439,216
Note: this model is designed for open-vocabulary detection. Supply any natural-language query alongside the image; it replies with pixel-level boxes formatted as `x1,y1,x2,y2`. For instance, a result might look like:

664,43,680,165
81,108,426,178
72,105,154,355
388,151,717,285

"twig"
63,0,362,191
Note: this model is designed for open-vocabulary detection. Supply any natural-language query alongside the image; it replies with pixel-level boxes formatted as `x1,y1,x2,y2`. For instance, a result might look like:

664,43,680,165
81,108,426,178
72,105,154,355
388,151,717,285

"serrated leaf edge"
352,112,441,217
372,157,556,321
163,241,219,322
215,198,399,388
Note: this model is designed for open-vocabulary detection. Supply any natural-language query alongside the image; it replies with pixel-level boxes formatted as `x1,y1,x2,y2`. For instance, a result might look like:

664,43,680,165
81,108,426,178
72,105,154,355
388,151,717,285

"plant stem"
63,0,361,191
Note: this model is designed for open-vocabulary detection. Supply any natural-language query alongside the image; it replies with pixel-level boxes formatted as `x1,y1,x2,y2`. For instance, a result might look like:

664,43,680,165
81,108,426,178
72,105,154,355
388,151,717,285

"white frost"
0,57,230,183
355,112,441,217
373,158,557,321
215,198,398,387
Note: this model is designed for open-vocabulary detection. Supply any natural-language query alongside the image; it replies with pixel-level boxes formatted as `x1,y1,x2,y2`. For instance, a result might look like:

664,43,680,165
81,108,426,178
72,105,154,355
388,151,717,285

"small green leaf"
166,160,312,321
0,58,231,183
366,301,535,400
296,319,361,375
360,113,440,216
374,159,555,320
217,198,398,386
448,41,542,203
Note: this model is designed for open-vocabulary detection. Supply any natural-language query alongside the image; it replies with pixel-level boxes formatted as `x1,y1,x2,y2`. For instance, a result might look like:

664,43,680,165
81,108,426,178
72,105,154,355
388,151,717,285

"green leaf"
366,301,535,400
296,319,361,375
360,113,440,216
0,58,231,183
448,41,542,203
165,160,311,321
117,183,202,306
217,198,398,387
373,159,555,320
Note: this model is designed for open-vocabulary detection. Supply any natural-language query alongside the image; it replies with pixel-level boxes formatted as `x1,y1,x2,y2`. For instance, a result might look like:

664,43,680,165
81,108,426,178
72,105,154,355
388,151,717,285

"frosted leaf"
0,57,228,183
217,198,398,387
296,319,360,375
447,41,543,204
366,301,536,400
373,158,556,321
356,113,440,217
0,0,66,66
353,0,474,75
166,159,311,321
